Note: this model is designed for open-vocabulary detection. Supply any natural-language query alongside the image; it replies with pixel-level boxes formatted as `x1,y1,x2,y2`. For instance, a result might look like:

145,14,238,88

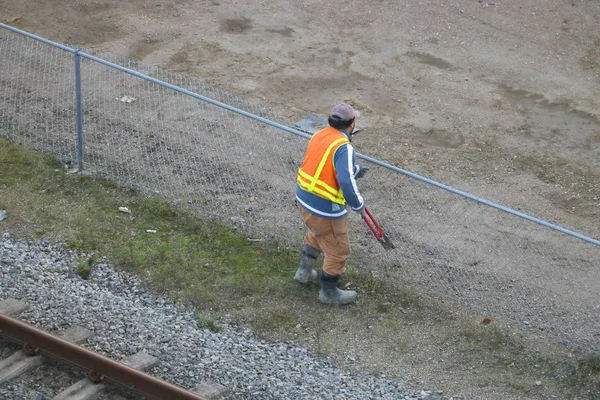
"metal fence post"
74,50,84,172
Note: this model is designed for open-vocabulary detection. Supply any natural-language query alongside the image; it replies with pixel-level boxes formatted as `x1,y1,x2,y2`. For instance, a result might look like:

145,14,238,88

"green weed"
74,256,93,279
196,315,221,332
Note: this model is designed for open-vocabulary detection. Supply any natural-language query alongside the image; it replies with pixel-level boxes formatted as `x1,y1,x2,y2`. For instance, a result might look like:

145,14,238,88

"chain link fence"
1,26,599,352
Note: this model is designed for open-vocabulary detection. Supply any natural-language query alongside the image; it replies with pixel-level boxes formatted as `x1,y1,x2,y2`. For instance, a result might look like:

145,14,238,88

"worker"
295,103,367,305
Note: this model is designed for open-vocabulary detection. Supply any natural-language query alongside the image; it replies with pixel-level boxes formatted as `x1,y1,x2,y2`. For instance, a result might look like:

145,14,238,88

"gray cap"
330,103,359,121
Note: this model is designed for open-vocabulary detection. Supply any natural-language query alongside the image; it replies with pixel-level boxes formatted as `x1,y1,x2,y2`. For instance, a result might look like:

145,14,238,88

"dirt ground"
2,0,599,398
2,0,599,238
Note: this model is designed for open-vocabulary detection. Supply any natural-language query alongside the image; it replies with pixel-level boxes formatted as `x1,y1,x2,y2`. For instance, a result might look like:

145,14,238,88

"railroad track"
0,299,228,400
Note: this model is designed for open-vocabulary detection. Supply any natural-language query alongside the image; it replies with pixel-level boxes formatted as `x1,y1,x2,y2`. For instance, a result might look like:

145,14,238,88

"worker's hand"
354,165,368,179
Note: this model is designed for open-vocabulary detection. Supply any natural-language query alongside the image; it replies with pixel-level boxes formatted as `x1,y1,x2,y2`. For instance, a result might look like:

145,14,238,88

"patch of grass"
346,267,423,313
196,315,221,333
74,256,93,279
456,322,518,352
582,353,600,374
0,140,297,308
313,326,336,357
254,308,299,336
567,353,600,391
453,319,600,398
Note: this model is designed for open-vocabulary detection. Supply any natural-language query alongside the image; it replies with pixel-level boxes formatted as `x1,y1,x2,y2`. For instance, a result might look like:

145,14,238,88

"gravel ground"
0,233,442,400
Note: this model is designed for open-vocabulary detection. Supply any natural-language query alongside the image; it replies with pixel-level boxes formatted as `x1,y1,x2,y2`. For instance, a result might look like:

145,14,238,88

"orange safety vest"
297,127,350,205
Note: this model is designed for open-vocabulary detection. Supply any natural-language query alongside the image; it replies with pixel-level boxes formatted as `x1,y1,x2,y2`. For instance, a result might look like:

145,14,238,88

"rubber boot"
294,244,319,283
319,272,357,305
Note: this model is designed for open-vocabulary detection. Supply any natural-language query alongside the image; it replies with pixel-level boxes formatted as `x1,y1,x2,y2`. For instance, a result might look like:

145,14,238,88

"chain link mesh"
1,31,599,351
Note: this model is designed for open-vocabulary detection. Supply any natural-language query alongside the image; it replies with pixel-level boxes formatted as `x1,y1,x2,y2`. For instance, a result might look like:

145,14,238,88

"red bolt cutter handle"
361,207,395,250
361,207,384,239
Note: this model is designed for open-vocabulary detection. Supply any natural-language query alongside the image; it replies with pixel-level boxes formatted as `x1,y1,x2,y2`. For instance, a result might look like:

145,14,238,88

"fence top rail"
1,22,598,248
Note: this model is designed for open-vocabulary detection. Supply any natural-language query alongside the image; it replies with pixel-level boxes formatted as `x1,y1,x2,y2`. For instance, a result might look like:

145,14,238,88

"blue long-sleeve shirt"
296,129,365,219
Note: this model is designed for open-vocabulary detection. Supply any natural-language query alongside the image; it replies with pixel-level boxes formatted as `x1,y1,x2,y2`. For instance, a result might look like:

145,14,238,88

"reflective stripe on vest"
297,129,349,205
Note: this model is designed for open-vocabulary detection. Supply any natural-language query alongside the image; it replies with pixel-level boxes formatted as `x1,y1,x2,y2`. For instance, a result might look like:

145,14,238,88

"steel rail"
0,313,208,400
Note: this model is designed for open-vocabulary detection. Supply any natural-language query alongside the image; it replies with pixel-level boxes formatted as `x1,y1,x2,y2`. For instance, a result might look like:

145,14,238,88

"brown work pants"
297,204,350,276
